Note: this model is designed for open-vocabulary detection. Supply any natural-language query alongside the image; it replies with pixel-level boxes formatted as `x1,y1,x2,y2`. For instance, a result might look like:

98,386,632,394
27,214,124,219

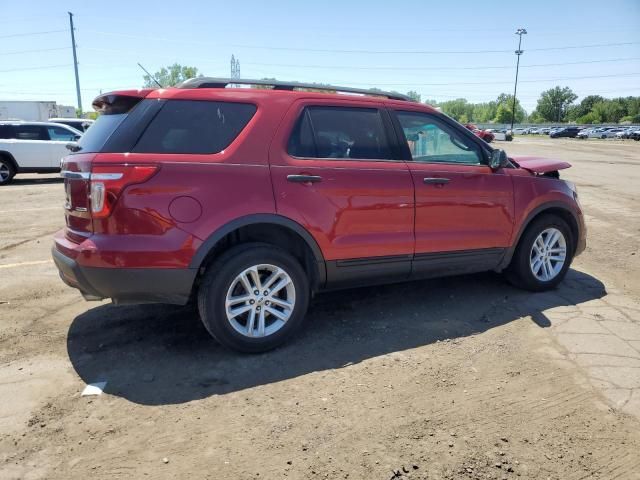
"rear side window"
133,100,257,154
0,125,14,139
288,106,392,160
13,125,49,141
47,125,78,141
77,113,129,153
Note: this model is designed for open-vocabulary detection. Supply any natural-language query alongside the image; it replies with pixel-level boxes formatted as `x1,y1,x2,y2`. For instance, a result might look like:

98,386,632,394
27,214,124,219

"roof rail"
176,77,412,101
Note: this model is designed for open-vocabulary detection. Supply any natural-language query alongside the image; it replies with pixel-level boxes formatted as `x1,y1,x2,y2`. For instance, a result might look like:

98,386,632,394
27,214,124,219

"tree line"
406,88,640,125
142,64,640,125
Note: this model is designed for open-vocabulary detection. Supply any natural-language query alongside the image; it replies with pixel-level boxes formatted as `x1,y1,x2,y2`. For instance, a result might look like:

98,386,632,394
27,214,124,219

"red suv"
53,78,586,352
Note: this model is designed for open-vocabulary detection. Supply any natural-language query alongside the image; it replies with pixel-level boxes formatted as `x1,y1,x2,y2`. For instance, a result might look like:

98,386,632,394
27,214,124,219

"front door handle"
423,177,450,185
287,174,322,184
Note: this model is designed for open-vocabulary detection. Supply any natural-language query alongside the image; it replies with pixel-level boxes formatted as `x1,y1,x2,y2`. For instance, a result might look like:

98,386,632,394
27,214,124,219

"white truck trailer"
0,101,75,121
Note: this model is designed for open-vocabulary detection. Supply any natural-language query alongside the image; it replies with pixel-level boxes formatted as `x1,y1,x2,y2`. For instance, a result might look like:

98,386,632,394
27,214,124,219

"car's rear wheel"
197,243,310,353
505,214,574,291
0,158,16,186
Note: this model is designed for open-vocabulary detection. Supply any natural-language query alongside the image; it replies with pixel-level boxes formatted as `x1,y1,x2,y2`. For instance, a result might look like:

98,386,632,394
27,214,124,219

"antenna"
230,55,241,79
137,62,163,88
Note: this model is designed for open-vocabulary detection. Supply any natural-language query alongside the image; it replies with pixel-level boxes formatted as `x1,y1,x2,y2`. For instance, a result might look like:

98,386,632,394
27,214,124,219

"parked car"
513,127,529,135
578,128,607,139
600,128,624,138
0,121,82,185
464,123,495,143
631,128,640,141
49,118,94,132
52,78,586,352
486,128,513,141
550,126,581,138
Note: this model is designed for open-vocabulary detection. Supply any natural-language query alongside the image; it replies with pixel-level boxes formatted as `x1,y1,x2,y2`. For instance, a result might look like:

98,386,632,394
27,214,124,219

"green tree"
142,64,201,88
493,93,526,123
406,90,421,102
438,98,474,122
568,95,605,121
591,100,625,123
534,86,578,122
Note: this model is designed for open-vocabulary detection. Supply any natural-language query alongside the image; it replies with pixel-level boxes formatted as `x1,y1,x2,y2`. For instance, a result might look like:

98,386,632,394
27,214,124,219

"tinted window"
47,125,78,141
76,113,128,153
13,125,48,141
0,125,14,139
133,100,256,154
288,106,392,160
396,112,483,165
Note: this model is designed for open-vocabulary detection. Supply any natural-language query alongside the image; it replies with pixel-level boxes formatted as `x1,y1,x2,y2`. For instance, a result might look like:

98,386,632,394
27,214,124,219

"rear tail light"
90,164,158,218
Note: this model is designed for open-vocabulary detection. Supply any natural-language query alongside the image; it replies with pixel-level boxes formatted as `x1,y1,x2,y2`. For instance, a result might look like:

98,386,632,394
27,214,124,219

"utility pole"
510,28,527,131
68,12,82,115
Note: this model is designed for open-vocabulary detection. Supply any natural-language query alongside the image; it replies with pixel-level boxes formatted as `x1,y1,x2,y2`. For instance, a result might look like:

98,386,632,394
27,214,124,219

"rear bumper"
52,247,197,305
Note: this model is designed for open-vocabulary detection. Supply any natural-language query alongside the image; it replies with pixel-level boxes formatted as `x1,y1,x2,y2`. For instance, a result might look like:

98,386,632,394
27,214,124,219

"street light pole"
510,28,527,131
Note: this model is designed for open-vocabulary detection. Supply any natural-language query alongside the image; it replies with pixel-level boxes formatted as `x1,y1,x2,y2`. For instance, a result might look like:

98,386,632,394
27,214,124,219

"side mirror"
489,149,509,170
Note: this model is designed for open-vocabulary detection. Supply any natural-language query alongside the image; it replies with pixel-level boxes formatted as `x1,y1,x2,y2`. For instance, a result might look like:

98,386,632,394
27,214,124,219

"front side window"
288,106,392,160
395,111,483,165
47,126,77,141
133,100,256,154
13,125,48,141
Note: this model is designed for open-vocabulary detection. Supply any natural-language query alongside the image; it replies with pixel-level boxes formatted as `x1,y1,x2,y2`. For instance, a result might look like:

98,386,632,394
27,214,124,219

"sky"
1,0,639,114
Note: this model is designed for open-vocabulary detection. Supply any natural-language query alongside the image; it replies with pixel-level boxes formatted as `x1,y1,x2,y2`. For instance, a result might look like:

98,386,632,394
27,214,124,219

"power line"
90,31,640,55
243,57,640,72
0,29,67,39
0,64,72,73
0,47,70,56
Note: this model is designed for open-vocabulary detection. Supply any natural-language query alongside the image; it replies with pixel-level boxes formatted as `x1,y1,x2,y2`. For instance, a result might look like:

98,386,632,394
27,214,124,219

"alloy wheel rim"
529,227,567,281
0,164,9,181
225,264,295,338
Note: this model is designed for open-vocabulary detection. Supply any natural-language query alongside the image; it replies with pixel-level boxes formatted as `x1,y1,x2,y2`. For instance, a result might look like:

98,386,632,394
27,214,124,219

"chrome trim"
91,173,123,181
60,170,90,180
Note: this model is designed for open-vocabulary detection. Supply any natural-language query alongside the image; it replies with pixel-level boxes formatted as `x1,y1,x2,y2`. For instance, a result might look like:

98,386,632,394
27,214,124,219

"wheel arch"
498,202,580,271
0,151,18,171
190,214,326,291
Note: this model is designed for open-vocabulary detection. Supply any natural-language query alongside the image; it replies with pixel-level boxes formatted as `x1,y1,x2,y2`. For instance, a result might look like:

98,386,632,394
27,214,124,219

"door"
269,101,414,287
45,124,78,168
8,124,53,168
391,109,514,276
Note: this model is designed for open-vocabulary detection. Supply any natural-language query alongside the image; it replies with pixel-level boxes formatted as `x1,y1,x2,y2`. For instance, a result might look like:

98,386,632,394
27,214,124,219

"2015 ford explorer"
53,78,586,352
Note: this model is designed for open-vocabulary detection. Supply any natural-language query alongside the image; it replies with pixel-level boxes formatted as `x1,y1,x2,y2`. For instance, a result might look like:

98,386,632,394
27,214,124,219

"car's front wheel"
0,157,16,186
197,243,310,353
505,214,574,291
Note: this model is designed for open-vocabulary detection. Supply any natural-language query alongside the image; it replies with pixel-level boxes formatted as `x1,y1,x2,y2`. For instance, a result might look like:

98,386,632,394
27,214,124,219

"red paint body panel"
408,163,514,252
269,98,414,260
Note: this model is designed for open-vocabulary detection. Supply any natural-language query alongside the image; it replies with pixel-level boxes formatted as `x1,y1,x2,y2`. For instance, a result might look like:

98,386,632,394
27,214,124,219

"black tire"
0,157,16,186
197,243,310,353
505,214,574,292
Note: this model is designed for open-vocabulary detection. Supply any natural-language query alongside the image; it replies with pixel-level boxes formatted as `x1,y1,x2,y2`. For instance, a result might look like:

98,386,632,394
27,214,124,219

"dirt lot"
1,137,639,480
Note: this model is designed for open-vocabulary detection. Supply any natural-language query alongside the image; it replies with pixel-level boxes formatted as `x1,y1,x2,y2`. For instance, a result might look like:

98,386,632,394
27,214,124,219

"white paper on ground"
81,381,107,396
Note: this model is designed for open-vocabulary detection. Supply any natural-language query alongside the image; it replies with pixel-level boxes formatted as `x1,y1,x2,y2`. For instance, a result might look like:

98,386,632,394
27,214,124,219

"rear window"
77,113,128,153
133,100,256,154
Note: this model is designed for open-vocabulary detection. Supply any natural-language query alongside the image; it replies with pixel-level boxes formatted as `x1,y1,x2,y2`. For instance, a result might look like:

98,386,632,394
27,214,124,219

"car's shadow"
67,269,605,405
9,176,63,186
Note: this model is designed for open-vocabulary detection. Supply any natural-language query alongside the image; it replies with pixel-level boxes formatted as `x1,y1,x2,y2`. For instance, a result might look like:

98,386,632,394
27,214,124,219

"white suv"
0,121,82,185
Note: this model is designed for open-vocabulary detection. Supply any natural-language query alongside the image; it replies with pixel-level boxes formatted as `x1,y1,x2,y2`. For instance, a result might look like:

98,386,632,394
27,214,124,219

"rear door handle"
423,177,450,185
287,174,322,184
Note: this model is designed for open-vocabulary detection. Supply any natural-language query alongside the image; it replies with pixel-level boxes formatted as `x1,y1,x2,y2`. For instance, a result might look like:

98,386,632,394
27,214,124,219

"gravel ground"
0,137,639,480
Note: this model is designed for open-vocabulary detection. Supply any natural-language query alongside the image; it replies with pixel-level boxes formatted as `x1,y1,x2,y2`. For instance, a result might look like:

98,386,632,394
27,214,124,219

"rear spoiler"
92,89,154,114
